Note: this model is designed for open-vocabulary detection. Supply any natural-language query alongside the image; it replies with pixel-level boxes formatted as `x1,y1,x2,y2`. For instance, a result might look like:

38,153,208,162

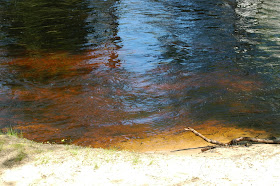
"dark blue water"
0,0,280,146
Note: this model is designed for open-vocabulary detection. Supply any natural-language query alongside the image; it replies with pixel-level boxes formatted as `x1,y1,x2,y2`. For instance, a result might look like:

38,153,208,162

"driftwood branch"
185,127,226,146
185,127,280,151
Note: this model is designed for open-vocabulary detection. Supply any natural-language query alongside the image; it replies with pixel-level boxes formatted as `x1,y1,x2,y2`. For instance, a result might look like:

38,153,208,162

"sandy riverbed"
1,134,280,186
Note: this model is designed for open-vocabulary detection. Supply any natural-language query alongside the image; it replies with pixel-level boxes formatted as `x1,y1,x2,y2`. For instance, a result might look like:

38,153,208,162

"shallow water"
1,0,280,148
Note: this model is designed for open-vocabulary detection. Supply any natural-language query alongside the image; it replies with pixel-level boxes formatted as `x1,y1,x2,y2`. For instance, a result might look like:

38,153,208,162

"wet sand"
113,122,273,153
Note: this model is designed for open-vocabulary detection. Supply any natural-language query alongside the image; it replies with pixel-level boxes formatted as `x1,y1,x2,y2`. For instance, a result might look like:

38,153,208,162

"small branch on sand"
184,127,280,152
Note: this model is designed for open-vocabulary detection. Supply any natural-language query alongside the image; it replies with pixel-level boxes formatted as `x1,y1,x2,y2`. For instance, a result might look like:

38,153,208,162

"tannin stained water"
1,0,280,150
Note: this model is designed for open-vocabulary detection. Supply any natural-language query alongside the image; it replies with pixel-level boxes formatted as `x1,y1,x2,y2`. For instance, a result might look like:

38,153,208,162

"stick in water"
184,127,280,151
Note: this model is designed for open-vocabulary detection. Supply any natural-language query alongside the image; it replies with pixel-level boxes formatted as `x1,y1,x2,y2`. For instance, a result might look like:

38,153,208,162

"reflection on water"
1,0,280,149
0,0,91,56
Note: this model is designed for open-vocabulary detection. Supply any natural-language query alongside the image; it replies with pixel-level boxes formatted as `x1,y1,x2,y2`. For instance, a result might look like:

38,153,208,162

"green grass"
1,127,23,138
94,163,99,170
2,149,27,167
14,150,27,162
12,143,25,149
0,131,27,167
132,156,141,165
69,149,79,156
38,157,50,165
0,141,4,152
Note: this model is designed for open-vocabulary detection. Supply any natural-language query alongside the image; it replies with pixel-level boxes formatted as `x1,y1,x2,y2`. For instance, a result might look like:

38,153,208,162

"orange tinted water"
4,119,271,153
1,0,280,152
0,48,278,151
113,120,270,152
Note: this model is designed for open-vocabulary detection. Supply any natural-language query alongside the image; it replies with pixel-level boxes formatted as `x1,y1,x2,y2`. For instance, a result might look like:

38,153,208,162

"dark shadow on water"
0,0,280,148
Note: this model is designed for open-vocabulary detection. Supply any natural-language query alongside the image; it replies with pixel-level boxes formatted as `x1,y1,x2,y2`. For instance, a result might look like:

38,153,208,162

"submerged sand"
1,134,280,186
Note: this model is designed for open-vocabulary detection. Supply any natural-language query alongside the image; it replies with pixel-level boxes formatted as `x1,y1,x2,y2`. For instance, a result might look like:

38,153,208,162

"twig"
184,127,227,146
184,127,280,152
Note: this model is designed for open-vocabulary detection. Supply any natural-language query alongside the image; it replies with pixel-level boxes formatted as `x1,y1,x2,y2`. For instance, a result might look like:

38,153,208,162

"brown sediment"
6,43,121,81
14,124,60,141
13,123,153,149
1,48,267,154
150,69,262,93
11,86,80,102
112,120,269,153
7,52,84,79
229,102,264,114
219,78,260,92
71,124,152,148
4,118,273,154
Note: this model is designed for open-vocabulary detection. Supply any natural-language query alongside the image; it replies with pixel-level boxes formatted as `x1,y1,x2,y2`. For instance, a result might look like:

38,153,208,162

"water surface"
1,0,280,148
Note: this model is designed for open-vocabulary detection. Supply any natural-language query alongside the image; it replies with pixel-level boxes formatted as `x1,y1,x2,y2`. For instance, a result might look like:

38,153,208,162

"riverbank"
1,134,280,185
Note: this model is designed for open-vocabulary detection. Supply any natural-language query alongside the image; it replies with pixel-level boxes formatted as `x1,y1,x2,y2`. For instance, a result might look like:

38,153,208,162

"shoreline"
1,134,280,185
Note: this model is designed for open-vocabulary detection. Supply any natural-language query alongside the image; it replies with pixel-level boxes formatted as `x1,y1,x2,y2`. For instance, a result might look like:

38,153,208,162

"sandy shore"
1,134,280,186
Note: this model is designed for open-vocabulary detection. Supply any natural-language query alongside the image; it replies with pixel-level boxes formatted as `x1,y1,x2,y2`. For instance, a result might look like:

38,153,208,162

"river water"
0,0,280,147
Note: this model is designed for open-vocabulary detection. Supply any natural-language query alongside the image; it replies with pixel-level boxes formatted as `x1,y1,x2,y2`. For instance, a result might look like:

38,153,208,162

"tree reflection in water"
0,0,280,149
